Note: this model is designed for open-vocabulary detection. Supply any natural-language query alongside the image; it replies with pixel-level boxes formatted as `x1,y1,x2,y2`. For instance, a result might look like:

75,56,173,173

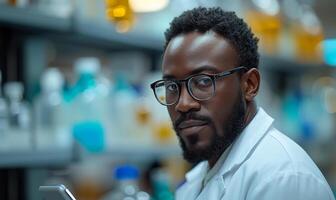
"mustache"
173,112,212,130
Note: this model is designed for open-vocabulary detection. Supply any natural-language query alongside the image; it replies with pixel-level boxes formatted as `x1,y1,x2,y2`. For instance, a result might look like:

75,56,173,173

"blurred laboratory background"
0,0,335,199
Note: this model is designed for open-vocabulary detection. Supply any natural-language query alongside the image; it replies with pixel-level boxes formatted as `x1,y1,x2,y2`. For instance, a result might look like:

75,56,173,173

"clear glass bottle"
34,68,71,149
0,70,9,135
4,82,31,133
101,165,150,200
151,169,174,200
35,68,64,132
3,82,31,150
37,0,73,18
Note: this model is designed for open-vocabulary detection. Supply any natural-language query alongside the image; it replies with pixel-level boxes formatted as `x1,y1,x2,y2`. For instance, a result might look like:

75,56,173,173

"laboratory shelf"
0,4,162,51
0,4,71,31
73,19,163,50
0,131,75,168
0,5,333,67
0,148,74,168
81,141,182,161
0,144,180,168
260,55,333,73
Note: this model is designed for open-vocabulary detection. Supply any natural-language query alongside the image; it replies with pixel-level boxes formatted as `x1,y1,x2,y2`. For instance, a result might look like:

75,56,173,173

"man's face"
162,31,246,164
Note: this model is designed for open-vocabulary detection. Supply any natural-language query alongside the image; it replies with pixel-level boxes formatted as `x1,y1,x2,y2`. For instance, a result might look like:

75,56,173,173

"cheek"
167,106,177,121
207,80,240,134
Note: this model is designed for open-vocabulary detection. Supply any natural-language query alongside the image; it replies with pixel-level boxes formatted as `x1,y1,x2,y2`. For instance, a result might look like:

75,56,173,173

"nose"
175,84,201,113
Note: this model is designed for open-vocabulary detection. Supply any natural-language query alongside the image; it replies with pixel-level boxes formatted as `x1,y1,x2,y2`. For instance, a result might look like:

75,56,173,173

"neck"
244,101,257,128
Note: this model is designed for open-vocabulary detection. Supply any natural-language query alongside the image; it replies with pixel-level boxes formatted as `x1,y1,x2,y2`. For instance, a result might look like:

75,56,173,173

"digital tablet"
39,185,77,200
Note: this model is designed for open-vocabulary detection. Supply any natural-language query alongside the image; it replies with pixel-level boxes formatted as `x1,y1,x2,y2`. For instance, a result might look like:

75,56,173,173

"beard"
176,93,246,164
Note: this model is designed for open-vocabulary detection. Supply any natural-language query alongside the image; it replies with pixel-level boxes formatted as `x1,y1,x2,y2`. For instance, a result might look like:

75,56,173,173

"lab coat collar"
219,107,274,177
185,161,208,182
185,107,274,182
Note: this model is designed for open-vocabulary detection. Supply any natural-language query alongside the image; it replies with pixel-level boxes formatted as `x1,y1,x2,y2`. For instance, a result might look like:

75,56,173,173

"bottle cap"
41,68,64,91
74,57,101,75
114,165,139,180
4,82,24,100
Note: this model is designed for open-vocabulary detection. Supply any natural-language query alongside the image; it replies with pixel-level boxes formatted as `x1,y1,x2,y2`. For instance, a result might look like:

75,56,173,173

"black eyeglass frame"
150,66,248,106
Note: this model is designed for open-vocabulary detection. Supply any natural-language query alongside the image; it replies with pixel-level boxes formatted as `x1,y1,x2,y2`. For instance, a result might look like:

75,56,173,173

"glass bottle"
34,68,71,149
292,3,324,62
101,165,151,200
3,82,31,150
105,0,135,32
0,70,9,135
4,82,31,133
245,0,283,55
70,57,108,153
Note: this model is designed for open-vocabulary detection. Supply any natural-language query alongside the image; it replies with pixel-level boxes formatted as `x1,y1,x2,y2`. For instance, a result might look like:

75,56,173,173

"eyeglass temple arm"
214,66,247,79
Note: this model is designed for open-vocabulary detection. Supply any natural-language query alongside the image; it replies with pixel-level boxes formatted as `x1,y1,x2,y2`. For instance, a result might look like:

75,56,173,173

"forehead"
162,31,239,79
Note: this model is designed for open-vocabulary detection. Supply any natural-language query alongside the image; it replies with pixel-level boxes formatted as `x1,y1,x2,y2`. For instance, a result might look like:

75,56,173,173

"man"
150,7,335,200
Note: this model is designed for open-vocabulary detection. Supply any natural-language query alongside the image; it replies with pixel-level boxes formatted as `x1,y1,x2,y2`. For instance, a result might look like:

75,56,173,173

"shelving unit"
0,4,173,168
0,132,74,168
0,4,162,51
0,5,71,32
0,148,73,168
73,19,163,50
0,134,181,167
100,142,181,161
0,3,332,163
260,55,334,73
2,4,332,71
1,3,335,200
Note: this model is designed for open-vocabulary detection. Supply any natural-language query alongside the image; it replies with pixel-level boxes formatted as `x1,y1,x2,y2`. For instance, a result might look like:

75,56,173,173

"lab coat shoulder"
175,108,335,200
239,127,335,200
249,127,323,176
246,169,334,200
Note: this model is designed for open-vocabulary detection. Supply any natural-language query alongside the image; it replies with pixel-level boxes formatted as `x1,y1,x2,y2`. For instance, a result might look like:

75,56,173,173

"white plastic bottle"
34,68,71,149
3,82,31,150
4,82,31,132
0,70,9,135
70,57,109,152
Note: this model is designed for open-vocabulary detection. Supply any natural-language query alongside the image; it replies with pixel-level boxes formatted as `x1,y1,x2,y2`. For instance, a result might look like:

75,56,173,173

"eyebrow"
162,65,220,79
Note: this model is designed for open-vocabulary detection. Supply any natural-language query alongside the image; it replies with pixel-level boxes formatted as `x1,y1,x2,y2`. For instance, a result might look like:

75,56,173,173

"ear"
242,68,260,102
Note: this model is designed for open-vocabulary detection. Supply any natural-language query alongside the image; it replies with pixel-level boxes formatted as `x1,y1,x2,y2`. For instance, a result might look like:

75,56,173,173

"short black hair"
164,7,259,69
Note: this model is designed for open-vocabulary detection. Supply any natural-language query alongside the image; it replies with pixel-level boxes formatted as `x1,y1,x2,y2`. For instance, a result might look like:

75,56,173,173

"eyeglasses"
150,66,247,106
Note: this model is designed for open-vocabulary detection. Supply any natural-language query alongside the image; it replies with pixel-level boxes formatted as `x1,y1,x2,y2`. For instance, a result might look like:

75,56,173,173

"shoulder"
246,170,335,200
241,127,334,199
250,127,321,174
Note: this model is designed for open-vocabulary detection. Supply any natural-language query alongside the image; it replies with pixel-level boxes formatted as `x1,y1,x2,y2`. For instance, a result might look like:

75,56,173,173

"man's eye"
166,83,178,91
196,77,212,87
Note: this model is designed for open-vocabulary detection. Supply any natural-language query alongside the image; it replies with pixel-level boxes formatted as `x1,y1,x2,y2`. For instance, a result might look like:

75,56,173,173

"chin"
181,141,212,164
183,149,208,164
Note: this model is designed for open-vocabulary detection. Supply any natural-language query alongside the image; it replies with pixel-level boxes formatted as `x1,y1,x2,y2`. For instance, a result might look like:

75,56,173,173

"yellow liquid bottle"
245,0,282,55
292,5,324,63
135,105,151,125
105,0,135,32
293,27,323,63
153,122,174,144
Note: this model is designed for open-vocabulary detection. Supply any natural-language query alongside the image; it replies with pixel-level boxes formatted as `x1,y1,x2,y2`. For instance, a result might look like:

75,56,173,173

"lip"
177,120,209,137
178,120,209,130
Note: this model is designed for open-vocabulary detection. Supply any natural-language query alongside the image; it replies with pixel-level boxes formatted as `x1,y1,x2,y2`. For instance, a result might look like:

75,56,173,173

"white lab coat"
175,108,335,200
